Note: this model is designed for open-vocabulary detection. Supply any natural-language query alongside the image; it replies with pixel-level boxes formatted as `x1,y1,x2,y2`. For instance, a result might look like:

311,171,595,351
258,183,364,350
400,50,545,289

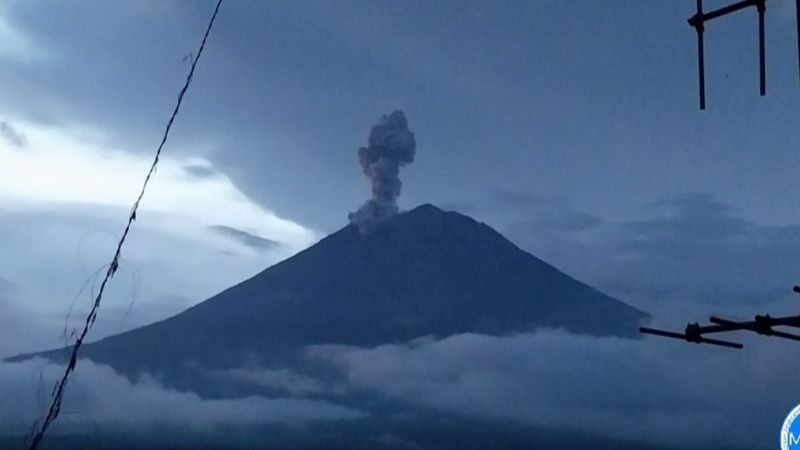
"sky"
1,0,800,448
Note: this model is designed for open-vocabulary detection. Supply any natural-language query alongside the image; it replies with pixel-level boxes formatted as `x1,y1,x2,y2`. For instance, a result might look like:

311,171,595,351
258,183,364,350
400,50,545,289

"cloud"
213,367,327,396
0,10,42,62
508,209,602,234
0,119,318,253
490,189,542,210
470,189,605,235
0,121,26,148
457,191,800,323
0,358,366,438
0,297,51,358
594,193,800,313
0,117,319,353
0,275,13,293
209,225,279,252
182,163,217,179
0,207,307,353
310,329,800,449
373,433,424,450
6,329,789,449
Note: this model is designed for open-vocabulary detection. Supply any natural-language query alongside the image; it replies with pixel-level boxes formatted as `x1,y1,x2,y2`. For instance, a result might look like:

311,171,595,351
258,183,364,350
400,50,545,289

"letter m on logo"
790,432,800,447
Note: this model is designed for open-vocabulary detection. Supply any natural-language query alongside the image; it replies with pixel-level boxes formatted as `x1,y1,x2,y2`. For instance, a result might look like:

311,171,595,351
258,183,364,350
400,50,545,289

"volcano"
10,204,647,379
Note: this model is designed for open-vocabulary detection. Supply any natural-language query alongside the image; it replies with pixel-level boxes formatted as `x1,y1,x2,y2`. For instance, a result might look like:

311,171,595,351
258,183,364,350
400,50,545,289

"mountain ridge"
8,204,648,379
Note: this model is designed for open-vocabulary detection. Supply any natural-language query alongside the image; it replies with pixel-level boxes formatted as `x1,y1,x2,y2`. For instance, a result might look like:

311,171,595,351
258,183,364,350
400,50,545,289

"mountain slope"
10,204,647,376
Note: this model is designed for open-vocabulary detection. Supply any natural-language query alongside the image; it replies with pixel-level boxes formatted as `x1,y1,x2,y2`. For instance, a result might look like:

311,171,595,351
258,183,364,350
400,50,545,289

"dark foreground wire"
26,1,223,448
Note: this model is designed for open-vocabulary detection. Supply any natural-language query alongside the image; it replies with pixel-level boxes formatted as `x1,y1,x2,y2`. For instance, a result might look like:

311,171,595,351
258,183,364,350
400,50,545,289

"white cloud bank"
0,116,321,354
310,329,800,449
0,358,365,437
0,118,318,254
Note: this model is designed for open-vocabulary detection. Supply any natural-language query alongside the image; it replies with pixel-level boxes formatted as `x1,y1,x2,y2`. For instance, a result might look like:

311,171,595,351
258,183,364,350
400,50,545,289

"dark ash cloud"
209,225,279,252
349,111,417,234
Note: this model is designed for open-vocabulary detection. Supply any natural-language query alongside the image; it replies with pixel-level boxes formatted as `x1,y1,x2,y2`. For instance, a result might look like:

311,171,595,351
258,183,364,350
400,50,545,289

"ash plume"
348,111,416,233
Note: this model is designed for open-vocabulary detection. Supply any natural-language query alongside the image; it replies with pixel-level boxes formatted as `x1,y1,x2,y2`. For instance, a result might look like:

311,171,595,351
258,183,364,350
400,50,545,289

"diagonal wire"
26,1,223,448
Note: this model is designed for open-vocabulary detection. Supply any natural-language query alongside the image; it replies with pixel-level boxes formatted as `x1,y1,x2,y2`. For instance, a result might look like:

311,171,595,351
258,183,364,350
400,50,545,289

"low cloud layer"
310,329,800,449
8,330,792,449
213,367,329,397
4,328,795,449
0,358,365,438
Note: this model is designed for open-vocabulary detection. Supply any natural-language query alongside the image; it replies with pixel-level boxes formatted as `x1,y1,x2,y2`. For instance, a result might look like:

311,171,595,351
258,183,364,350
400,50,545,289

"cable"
26,1,223,448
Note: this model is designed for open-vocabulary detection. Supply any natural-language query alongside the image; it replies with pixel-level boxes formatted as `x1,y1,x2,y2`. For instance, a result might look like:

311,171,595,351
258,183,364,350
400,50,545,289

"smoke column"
348,110,416,233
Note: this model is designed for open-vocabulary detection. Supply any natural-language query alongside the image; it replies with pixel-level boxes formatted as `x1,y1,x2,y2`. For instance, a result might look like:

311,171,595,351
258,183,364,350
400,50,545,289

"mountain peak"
359,203,463,233
406,203,445,215
365,203,484,239
397,203,471,228
11,203,648,382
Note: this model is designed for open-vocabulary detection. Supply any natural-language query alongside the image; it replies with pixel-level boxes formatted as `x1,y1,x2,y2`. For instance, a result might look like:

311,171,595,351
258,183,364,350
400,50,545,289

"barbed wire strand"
26,1,223,448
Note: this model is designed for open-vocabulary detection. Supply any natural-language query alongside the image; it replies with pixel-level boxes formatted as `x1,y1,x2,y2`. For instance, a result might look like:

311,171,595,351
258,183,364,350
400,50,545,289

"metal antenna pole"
685,0,790,108
692,0,707,109
757,0,766,96
796,0,800,82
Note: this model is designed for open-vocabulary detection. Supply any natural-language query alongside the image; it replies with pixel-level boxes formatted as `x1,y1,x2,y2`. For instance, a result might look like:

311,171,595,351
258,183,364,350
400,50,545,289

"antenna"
687,0,768,110
640,285,800,349
797,0,800,81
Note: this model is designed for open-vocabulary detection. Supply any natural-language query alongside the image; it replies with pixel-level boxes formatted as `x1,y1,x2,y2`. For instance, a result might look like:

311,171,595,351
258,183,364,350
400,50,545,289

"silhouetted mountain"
9,204,647,377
